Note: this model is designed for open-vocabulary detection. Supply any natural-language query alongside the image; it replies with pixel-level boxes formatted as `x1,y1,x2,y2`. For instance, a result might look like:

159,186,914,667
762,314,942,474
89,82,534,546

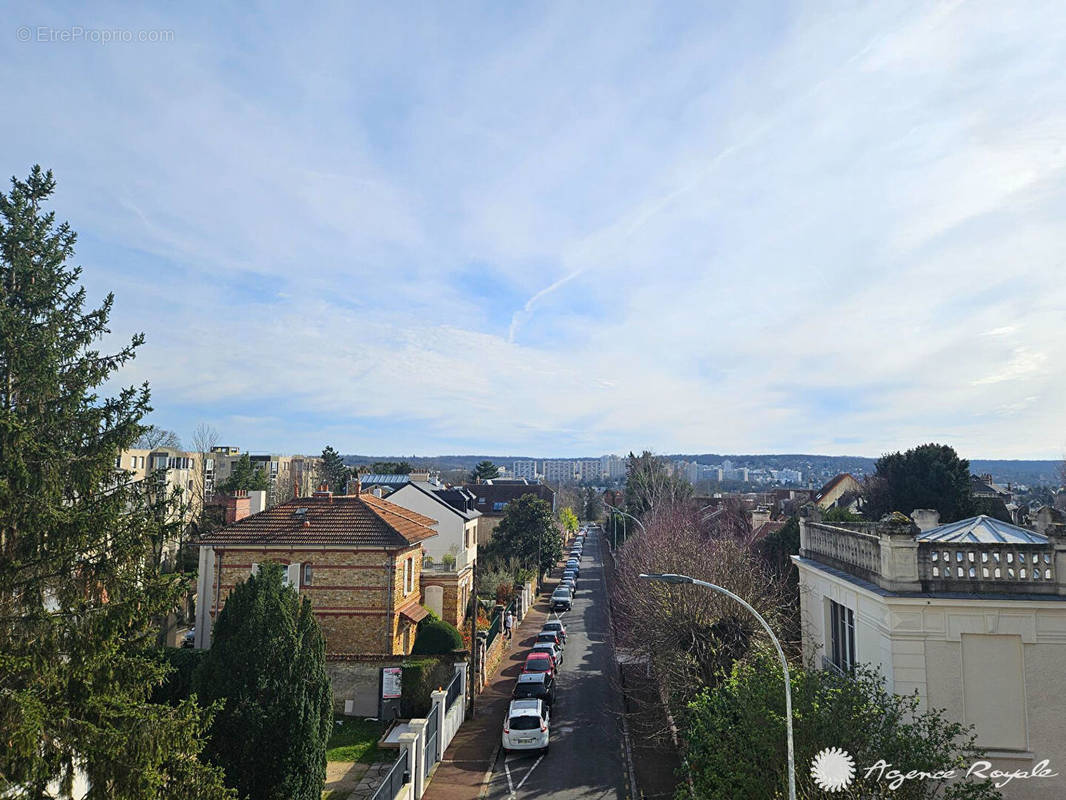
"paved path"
484,531,628,800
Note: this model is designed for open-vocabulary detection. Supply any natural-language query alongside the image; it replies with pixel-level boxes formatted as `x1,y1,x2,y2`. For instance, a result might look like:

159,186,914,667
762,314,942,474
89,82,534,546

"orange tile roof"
200,493,438,549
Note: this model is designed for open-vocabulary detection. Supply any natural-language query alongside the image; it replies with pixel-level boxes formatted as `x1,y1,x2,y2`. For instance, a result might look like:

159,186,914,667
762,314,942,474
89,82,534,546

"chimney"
910,509,941,532
293,478,299,499
313,483,333,502
224,491,251,525
356,474,362,496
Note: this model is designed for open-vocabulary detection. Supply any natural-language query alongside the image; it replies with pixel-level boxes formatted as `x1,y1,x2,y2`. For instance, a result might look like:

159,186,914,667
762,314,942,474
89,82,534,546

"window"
493,502,507,511
404,557,414,594
478,497,486,505
303,563,313,586
115,456,122,469
828,600,855,673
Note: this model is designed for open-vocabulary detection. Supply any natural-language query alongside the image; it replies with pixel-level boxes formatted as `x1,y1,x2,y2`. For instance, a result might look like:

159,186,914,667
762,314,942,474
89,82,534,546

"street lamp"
602,500,645,548
638,572,796,800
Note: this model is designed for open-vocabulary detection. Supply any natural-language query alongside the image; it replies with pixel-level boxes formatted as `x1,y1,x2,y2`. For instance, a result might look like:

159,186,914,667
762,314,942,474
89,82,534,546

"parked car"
532,641,562,667
550,588,572,612
502,698,550,754
541,620,567,643
566,560,580,577
181,628,195,648
513,671,556,707
536,630,563,650
523,652,555,679
562,568,576,581
561,577,576,595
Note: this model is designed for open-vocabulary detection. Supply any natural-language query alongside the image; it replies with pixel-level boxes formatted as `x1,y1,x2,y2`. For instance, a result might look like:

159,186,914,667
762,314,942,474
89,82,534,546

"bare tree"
612,502,792,722
135,424,182,449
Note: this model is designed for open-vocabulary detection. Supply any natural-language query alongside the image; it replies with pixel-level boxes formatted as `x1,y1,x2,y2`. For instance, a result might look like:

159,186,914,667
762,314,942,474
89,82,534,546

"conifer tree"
318,445,349,494
195,563,333,800
0,167,232,798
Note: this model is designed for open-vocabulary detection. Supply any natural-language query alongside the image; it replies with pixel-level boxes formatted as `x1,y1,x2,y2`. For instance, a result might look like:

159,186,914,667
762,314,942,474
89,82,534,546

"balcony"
422,547,473,574
799,516,1066,596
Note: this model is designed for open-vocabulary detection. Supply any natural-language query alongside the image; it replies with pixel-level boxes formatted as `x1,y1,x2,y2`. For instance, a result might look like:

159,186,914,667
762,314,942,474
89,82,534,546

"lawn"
326,716,389,763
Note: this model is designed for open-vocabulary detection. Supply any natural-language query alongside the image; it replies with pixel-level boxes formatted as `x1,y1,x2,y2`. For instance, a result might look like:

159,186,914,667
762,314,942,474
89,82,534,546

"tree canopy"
136,423,183,449
624,450,692,514
196,563,333,800
491,494,561,575
583,486,602,521
218,452,269,493
470,460,500,481
366,461,413,475
411,617,463,655
558,506,579,532
0,167,231,799
864,443,973,523
318,445,350,494
680,653,1001,800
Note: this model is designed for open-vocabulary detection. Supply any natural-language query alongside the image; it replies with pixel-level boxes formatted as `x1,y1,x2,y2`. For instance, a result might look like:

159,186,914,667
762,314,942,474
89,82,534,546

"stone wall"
326,657,405,717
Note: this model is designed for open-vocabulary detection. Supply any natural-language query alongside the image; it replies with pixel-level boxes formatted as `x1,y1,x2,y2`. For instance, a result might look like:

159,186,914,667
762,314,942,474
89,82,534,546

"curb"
477,744,502,799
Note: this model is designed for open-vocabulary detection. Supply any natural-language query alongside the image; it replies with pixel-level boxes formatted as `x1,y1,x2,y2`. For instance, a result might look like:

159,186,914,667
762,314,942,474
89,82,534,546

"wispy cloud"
4,1,1065,458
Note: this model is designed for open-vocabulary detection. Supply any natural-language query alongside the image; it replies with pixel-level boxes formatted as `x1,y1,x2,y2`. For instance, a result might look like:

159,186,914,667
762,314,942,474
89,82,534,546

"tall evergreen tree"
864,443,973,522
318,445,349,494
195,563,333,800
218,453,268,493
492,494,561,574
470,460,500,481
0,167,231,798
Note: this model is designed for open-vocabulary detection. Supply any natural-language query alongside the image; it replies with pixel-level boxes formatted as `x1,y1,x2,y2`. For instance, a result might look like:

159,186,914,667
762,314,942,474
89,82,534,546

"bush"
411,618,463,656
679,651,1002,800
400,658,455,718
151,646,207,706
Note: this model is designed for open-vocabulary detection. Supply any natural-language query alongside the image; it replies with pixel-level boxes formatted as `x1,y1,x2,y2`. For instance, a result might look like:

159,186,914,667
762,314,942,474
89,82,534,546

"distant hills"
342,453,1062,486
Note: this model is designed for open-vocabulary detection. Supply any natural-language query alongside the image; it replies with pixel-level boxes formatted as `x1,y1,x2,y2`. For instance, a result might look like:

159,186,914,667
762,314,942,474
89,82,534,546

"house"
194,486,437,655
813,473,862,511
463,481,556,545
793,509,1066,799
383,479,480,628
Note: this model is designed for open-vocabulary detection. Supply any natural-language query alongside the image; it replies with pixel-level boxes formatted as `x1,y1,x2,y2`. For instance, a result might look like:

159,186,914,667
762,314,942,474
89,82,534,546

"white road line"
512,754,544,794
504,757,514,795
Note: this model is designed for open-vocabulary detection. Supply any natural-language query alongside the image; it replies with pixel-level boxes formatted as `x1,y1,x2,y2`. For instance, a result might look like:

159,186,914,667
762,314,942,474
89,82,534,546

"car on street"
536,630,563,650
502,698,550,754
522,651,556,679
566,560,580,577
550,588,572,612
562,568,576,580
512,671,556,707
560,577,576,595
532,641,562,667
541,619,566,643
181,628,195,648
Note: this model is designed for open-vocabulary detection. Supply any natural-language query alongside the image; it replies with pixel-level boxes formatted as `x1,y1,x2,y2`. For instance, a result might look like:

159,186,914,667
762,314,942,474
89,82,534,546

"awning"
398,601,429,624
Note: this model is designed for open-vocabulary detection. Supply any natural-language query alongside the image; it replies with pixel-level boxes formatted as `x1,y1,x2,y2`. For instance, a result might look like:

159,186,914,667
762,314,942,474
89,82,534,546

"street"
484,529,629,800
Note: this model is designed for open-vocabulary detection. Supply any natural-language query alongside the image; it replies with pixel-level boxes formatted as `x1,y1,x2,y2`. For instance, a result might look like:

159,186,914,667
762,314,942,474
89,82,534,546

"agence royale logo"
809,748,1059,792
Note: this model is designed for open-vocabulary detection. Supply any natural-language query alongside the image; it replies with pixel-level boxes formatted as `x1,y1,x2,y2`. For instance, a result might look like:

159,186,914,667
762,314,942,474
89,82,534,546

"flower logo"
811,747,856,792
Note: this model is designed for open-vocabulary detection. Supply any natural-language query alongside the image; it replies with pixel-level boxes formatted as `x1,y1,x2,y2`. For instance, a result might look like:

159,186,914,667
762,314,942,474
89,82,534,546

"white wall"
387,485,468,565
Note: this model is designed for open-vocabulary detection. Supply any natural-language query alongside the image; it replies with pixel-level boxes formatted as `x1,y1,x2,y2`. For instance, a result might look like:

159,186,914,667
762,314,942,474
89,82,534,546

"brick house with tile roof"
194,487,438,656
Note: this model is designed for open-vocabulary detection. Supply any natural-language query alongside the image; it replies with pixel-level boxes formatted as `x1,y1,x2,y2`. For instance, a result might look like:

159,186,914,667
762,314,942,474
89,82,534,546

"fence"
485,611,501,650
370,749,409,800
445,670,461,711
423,706,439,779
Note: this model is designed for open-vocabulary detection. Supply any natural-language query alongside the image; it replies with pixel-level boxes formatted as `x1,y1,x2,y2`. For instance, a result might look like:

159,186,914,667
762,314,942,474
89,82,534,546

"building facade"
794,511,1066,799
513,460,537,480
195,488,436,655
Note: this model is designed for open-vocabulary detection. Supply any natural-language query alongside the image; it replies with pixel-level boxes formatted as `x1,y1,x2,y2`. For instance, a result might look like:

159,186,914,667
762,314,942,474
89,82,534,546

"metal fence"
370,749,408,800
445,670,461,711
485,612,500,649
424,703,440,777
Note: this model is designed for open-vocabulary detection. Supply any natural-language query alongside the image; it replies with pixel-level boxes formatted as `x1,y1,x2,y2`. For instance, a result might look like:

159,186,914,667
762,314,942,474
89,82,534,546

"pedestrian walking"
505,610,514,640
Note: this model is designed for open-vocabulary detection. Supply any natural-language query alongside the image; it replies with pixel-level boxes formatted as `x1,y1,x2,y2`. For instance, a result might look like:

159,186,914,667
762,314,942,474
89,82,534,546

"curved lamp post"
602,500,645,548
638,572,796,800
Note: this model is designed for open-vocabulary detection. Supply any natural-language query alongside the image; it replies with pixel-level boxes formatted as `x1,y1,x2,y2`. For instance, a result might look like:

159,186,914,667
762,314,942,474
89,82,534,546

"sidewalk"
422,584,554,800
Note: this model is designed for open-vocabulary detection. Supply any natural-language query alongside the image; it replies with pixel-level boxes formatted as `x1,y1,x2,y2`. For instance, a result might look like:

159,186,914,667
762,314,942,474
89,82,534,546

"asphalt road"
485,528,629,800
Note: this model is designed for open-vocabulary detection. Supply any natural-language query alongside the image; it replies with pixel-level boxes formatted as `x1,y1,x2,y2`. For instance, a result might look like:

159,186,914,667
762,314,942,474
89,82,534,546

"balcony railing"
422,547,472,573
801,518,1064,596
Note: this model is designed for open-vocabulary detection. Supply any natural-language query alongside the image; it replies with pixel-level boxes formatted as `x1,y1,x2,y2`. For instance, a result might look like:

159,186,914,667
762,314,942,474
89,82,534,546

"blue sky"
4,1,1065,458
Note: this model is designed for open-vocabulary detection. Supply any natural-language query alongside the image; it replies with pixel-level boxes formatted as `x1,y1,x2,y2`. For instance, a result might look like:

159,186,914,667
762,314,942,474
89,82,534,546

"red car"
522,652,555,679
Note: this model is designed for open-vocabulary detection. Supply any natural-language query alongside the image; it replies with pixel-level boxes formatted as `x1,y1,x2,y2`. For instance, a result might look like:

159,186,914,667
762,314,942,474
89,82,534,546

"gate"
370,749,408,800
424,704,440,777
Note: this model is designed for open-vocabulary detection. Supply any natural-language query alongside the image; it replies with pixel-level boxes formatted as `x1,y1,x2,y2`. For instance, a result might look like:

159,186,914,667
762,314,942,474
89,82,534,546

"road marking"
503,758,514,795
512,754,544,795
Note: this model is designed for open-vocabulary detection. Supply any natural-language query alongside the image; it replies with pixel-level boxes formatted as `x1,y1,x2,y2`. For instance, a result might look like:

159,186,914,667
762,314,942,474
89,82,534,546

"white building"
601,454,627,480
577,459,603,482
542,460,576,483
794,511,1066,800
513,460,537,480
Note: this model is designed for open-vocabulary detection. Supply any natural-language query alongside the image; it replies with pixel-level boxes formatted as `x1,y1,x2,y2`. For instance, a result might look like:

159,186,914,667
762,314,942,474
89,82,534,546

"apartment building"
206,448,322,506
513,460,537,480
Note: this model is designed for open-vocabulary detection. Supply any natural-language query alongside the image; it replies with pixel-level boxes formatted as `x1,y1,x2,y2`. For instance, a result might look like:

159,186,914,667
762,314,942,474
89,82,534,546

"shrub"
400,658,455,717
151,646,207,706
412,618,463,655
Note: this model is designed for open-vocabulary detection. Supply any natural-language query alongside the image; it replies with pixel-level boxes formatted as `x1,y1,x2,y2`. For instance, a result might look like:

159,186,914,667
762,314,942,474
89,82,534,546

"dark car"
513,671,556,706
550,588,572,611
181,628,195,648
